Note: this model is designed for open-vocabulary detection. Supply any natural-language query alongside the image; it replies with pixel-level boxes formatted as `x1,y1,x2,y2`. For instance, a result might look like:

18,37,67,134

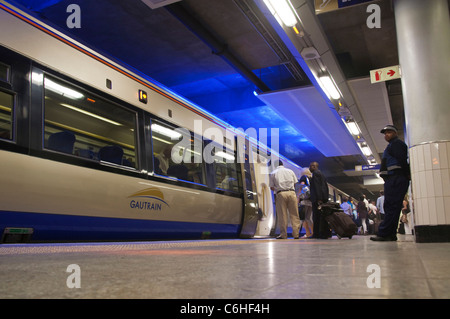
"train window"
151,122,206,185
0,63,9,82
0,90,13,140
43,76,138,168
204,141,240,192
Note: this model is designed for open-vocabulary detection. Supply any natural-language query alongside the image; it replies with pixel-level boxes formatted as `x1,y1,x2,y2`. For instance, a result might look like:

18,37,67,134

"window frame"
149,118,208,187
0,61,11,84
29,65,144,178
203,138,242,194
0,87,16,143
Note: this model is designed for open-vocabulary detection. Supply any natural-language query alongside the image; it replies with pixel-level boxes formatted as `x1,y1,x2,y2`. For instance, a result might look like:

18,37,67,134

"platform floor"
0,235,449,299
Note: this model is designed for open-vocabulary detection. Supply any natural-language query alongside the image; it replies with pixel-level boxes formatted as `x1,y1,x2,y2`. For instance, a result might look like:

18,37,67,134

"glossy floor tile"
0,235,449,299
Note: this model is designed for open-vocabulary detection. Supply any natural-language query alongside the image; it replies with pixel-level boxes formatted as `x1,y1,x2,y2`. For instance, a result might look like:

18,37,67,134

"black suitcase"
320,202,357,239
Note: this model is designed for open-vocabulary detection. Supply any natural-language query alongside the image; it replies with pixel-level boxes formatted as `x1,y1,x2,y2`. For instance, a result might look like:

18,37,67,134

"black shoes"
370,235,398,242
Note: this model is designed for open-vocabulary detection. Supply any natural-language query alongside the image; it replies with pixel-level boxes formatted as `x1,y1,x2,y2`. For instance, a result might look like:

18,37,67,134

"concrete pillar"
394,0,450,242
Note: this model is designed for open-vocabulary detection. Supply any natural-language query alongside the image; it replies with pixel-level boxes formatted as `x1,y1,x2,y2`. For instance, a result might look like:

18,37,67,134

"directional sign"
362,164,380,171
370,65,401,83
315,0,378,14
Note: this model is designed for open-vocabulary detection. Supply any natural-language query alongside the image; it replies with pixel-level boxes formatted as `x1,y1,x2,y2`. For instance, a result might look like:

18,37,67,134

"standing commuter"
340,197,352,217
376,190,385,220
357,196,368,235
309,162,330,239
371,125,410,242
298,168,314,238
270,160,301,239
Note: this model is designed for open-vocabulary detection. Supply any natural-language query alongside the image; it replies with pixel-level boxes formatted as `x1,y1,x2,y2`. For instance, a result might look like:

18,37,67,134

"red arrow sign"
387,70,396,77
370,65,401,83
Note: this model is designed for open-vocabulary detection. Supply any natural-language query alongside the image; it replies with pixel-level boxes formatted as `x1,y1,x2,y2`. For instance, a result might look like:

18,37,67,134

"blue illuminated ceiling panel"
257,86,361,157
7,0,364,172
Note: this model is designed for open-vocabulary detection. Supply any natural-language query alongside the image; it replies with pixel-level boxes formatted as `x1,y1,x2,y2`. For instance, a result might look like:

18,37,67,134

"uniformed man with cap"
371,125,410,241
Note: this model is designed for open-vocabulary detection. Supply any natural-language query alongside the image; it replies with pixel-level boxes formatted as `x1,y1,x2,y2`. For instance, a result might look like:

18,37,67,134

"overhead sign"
362,164,380,171
315,0,378,14
370,65,401,83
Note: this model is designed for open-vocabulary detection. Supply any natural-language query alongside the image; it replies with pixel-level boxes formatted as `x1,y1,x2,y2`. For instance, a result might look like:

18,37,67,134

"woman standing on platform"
357,196,369,235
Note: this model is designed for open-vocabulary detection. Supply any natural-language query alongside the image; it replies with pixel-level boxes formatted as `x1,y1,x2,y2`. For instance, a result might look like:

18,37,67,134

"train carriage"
0,1,347,243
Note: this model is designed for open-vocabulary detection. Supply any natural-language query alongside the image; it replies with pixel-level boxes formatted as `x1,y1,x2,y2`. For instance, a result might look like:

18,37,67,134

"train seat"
98,145,123,165
77,149,95,159
47,131,75,154
167,164,189,180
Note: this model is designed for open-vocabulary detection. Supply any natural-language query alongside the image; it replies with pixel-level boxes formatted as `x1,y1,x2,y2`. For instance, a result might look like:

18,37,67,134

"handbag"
299,185,310,200
400,213,408,223
298,205,306,220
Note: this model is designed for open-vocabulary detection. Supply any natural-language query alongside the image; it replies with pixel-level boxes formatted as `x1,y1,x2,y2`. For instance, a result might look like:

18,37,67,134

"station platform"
0,235,449,300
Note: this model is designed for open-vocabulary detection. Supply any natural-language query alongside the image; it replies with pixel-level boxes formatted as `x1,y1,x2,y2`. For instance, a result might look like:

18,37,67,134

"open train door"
238,140,260,238
253,148,276,237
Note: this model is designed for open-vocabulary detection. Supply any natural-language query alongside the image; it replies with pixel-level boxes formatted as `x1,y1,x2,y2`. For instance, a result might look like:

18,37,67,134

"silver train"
0,1,349,242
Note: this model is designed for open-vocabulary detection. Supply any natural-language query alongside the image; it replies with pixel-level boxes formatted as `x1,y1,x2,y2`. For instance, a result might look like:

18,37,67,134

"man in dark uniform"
371,125,410,241
309,162,330,239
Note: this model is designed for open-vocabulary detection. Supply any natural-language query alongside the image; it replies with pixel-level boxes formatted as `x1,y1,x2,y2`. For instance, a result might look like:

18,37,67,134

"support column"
394,0,450,242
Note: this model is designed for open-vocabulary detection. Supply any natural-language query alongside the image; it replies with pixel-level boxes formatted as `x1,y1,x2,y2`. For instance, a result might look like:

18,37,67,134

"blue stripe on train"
0,211,240,242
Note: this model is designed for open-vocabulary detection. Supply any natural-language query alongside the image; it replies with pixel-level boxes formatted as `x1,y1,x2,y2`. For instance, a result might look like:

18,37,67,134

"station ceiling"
9,0,405,200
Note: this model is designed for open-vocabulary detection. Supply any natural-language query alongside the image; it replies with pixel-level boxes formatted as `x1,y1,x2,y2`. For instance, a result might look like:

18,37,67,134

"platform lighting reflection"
267,241,275,284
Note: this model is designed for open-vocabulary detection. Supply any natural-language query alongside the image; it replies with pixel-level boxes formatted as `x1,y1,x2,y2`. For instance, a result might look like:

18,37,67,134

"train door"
238,141,259,238
253,148,276,237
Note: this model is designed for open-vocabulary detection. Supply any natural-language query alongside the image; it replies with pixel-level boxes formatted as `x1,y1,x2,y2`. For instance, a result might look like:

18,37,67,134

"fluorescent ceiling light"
319,76,341,100
264,0,297,27
360,145,372,156
45,78,84,100
151,123,182,139
152,136,173,145
216,151,235,161
343,120,361,136
60,103,122,126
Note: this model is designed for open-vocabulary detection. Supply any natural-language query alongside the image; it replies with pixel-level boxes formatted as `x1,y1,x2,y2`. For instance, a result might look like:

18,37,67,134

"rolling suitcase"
320,202,357,239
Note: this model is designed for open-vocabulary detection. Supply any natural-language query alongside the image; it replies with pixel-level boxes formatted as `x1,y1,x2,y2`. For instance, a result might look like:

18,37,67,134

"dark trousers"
377,175,409,237
312,202,331,239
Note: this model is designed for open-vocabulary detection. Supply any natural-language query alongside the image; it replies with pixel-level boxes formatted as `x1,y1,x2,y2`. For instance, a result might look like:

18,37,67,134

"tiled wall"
410,141,450,226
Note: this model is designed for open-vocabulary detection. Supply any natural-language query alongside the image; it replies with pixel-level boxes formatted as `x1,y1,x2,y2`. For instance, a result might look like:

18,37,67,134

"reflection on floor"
0,235,449,299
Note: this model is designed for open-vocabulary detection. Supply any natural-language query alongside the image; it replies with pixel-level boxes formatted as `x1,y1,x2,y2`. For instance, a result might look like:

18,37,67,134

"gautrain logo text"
128,187,169,211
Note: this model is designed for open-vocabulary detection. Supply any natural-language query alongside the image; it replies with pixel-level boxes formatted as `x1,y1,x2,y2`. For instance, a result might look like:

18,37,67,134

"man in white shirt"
269,160,301,239
376,190,385,220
